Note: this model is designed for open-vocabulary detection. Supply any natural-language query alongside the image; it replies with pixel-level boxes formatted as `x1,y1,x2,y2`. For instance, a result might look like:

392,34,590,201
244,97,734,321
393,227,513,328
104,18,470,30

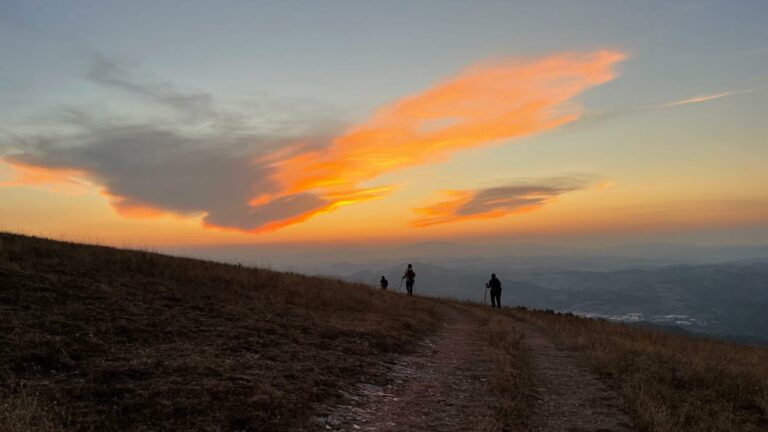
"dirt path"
312,306,636,431
313,306,496,431
513,319,636,432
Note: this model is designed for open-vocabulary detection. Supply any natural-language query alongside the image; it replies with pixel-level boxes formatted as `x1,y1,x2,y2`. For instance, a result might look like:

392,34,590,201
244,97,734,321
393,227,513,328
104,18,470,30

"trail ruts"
314,306,496,431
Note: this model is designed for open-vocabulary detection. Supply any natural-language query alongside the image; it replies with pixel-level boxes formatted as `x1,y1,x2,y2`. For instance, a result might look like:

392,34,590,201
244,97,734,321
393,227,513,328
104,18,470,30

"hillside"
2,233,768,431
348,261,768,343
0,233,440,431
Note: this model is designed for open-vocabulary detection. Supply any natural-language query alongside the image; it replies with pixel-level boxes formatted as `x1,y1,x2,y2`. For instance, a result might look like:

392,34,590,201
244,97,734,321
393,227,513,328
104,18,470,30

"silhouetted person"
402,264,416,296
380,275,389,290
487,273,502,308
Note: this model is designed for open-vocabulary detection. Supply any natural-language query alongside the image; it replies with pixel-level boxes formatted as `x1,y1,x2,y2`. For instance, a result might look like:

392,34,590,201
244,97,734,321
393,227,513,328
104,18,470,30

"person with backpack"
402,264,416,296
487,273,502,308
380,275,389,290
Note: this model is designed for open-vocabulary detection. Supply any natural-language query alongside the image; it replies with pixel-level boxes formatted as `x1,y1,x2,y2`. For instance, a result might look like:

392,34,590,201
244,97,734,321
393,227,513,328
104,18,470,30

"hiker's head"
381,275,386,279
491,273,496,278
407,264,412,269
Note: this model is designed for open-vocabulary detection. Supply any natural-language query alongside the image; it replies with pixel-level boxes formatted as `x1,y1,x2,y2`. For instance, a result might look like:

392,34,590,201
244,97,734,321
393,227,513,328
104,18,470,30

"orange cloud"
254,51,624,232
273,50,625,201
0,161,89,193
215,185,396,233
103,192,168,219
413,178,593,227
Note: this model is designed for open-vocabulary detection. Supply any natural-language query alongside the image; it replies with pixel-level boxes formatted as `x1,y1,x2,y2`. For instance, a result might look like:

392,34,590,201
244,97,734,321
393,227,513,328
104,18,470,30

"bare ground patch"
314,306,498,431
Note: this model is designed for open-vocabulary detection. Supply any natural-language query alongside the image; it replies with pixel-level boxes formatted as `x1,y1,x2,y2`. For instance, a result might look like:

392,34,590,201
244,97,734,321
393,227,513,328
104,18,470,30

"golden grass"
485,313,536,431
4,232,766,431
0,232,441,431
508,308,768,432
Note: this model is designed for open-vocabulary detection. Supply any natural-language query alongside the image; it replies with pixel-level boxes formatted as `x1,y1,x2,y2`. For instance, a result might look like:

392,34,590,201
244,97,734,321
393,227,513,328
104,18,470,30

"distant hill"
174,241,768,274
348,261,768,343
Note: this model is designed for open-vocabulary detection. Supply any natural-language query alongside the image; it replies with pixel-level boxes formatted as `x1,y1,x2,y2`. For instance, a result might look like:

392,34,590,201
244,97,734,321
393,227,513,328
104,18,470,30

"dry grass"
508,308,768,432
0,384,66,432
5,231,767,431
0,232,441,431
470,308,536,431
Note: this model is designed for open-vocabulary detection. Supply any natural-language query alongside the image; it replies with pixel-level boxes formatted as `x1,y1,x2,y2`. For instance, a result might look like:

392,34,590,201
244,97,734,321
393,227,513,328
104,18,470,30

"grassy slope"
0,233,440,431
507,308,768,432
2,233,767,431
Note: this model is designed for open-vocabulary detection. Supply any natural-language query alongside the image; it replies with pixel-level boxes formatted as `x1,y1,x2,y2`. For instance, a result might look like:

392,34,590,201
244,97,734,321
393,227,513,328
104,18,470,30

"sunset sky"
1,1,767,247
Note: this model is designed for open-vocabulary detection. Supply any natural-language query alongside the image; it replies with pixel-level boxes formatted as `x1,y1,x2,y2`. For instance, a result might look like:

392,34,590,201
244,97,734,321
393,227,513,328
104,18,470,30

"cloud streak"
87,55,219,124
655,86,768,108
585,86,768,122
413,177,593,227
1,51,625,233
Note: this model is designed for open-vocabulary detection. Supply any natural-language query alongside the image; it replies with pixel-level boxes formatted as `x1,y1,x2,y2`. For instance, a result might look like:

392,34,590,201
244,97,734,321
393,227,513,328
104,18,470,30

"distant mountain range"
347,262,768,344
178,240,768,343
177,241,768,273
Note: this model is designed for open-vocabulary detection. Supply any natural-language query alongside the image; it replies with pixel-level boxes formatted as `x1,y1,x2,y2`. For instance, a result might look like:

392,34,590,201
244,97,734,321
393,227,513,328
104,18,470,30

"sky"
1,0,767,247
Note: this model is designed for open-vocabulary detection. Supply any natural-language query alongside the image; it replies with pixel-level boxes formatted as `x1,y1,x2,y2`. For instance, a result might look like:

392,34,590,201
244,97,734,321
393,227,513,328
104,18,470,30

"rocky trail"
312,306,636,431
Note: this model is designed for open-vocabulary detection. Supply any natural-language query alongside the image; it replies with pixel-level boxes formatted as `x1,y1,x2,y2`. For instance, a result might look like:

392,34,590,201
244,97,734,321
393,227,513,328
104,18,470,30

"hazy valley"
183,241,768,343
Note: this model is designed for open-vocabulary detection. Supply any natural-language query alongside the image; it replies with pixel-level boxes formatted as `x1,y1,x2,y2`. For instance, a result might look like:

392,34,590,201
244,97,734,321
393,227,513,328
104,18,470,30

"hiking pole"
483,283,488,305
398,277,404,293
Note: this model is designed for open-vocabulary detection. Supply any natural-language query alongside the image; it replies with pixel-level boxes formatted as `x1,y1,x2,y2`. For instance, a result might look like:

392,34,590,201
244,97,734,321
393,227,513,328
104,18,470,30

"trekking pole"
483,283,488,304
398,278,404,293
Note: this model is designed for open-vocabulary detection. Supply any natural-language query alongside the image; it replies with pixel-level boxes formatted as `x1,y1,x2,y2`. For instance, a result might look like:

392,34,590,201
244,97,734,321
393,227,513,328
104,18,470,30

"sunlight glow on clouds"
413,177,593,227
0,51,625,233
0,162,90,194
266,50,625,230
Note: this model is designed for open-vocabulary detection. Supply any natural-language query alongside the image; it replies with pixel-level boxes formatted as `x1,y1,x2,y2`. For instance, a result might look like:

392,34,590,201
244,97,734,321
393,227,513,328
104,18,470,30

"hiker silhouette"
487,273,502,308
380,275,389,290
402,264,416,296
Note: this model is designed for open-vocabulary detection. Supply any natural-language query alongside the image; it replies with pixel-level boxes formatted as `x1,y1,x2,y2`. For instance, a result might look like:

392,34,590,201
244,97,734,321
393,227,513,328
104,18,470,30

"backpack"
406,269,416,280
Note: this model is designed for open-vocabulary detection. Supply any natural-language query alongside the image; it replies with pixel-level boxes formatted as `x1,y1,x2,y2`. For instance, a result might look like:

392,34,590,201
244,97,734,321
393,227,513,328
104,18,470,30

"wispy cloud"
659,92,734,107
413,177,594,227
655,86,768,108
1,51,625,233
585,86,768,121
87,55,220,124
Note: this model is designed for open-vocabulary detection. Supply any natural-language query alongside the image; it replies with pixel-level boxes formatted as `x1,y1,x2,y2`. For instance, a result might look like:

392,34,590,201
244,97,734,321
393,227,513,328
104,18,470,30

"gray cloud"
87,55,219,124
414,177,594,227
0,57,337,232
457,182,583,216
205,193,330,231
